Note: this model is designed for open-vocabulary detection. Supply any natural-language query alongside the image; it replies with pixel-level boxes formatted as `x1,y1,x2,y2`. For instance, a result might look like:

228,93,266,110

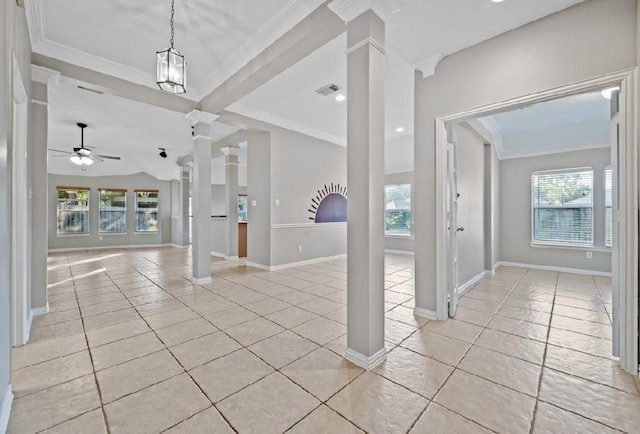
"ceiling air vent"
315,84,340,96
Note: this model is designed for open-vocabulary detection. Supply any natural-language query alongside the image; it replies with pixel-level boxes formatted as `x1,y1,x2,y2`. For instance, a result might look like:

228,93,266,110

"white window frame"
384,183,412,237
530,167,594,248
134,190,160,233
98,189,128,234
56,186,90,236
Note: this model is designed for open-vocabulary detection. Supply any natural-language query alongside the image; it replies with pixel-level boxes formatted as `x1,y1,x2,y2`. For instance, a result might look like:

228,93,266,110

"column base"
192,276,212,285
344,347,387,370
414,307,438,320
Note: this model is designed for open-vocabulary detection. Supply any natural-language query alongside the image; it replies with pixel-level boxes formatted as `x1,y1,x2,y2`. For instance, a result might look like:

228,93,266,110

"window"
99,189,127,233
385,184,411,235
57,187,90,234
135,190,159,232
238,195,248,222
605,167,612,247
531,169,593,245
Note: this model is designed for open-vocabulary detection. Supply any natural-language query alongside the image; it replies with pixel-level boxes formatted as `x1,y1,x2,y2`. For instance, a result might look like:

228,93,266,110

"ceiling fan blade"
93,155,104,162
95,155,121,160
48,149,72,154
51,154,72,158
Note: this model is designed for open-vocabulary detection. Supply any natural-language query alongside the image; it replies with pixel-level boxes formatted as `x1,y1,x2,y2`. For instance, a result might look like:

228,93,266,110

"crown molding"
228,103,347,147
186,110,219,126
414,52,443,78
195,0,326,99
328,0,400,23
31,64,60,86
24,0,46,47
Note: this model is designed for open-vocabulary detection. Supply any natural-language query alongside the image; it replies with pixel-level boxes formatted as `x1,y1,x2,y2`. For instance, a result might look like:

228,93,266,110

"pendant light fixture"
156,0,186,94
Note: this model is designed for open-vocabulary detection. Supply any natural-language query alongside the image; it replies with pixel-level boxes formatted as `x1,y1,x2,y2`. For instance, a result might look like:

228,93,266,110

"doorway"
435,70,638,374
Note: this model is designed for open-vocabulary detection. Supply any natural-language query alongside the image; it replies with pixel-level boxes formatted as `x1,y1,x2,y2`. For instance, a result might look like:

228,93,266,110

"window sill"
134,231,159,234
385,234,414,239
56,233,90,238
530,242,611,253
98,232,128,236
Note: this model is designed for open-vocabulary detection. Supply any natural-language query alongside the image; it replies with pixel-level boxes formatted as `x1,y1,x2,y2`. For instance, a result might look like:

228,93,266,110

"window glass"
385,184,411,235
99,189,127,233
531,169,593,244
135,191,159,232
57,187,90,234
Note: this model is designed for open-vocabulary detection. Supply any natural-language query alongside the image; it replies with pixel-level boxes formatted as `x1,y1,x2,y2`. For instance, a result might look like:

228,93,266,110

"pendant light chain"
170,0,175,49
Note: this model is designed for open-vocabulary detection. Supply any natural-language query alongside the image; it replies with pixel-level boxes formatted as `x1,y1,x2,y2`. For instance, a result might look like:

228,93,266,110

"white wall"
414,0,637,311
499,147,611,272
48,172,172,250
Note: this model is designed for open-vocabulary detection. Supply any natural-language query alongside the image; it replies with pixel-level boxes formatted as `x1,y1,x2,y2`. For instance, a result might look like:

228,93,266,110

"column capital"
186,110,219,126
31,65,60,86
221,147,240,157
328,0,400,23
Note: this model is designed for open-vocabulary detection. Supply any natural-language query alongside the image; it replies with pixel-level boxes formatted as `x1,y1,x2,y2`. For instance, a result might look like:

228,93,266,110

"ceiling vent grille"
315,84,340,96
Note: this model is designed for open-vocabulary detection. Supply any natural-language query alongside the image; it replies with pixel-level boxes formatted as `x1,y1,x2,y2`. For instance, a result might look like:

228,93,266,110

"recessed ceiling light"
395,126,405,133
492,0,505,3
335,93,346,102
601,86,620,100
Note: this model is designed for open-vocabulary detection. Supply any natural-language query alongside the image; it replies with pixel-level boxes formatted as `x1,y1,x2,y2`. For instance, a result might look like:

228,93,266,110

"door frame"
11,53,31,346
434,69,638,374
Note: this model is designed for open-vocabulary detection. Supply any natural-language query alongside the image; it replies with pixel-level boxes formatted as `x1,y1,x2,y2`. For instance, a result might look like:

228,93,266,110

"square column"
222,147,240,258
330,1,392,370
187,110,218,284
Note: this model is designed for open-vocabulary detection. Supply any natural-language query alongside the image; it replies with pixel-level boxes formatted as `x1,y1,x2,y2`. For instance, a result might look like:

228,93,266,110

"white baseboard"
384,249,415,255
211,251,240,260
171,243,189,249
248,254,347,271
344,347,387,370
48,243,172,253
192,276,212,284
0,386,13,434
413,307,438,320
24,310,33,344
457,270,491,296
32,303,49,317
495,261,612,277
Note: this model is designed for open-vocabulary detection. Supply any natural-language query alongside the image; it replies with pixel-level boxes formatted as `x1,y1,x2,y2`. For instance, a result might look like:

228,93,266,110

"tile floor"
7,247,640,433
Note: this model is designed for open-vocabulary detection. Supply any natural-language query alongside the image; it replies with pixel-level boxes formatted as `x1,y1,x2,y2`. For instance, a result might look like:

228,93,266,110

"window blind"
531,169,593,244
385,184,411,235
605,168,612,247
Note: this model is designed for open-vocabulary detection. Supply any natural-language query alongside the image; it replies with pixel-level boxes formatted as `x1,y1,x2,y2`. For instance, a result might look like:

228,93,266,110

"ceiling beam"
199,3,345,115
32,53,198,114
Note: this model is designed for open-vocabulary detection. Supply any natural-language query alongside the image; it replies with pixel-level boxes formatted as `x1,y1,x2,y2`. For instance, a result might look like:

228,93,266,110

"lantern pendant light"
156,0,186,94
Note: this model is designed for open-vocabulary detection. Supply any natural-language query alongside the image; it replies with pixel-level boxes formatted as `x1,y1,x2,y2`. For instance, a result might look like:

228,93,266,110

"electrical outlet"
275,199,280,206
297,245,303,253
586,251,593,259
251,200,257,206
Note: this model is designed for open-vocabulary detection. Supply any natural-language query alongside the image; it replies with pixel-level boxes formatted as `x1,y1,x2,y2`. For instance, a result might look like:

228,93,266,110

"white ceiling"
47,80,238,180
476,90,611,159
37,0,587,179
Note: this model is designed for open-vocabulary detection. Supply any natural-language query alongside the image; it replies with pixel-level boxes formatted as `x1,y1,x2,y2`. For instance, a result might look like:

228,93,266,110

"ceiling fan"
49,123,121,166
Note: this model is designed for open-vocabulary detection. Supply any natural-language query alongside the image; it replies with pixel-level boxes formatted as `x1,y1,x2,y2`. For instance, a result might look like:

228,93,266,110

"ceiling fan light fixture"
70,155,93,166
156,0,186,94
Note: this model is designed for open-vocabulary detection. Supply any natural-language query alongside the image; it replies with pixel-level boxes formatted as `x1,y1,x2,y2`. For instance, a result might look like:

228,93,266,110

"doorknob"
456,227,464,232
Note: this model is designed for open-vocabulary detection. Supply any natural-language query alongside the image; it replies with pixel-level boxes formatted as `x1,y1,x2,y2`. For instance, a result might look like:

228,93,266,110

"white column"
222,147,239,258
31,65,60,314
186,110,218,284
330,0,395,370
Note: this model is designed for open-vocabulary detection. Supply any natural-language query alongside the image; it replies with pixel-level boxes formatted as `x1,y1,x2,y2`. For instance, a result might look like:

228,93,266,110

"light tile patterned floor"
7,248,640,433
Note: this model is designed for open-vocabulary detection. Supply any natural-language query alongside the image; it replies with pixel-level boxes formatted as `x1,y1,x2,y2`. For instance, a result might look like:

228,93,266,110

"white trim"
457,270,491,297
346,37,385,55
414,53,443,79
211,251,239,260
192,276,212,285
48,243,172,253
529,242,611,253
195,0,326,98
413,307,438,321
247,253,347,271
0,387,14,434
170,243,189,249
384,234,414,239
186,110,219,125
31,304,50,317
344,347,387,370
328,0,400,23
271,222,347,229
227,103,347,147
30,99,47,106
384,249,414,255
31,64,60,86
495,261,611,277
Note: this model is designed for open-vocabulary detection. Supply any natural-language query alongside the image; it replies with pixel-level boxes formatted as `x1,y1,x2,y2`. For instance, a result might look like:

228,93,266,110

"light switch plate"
252,200,257,206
